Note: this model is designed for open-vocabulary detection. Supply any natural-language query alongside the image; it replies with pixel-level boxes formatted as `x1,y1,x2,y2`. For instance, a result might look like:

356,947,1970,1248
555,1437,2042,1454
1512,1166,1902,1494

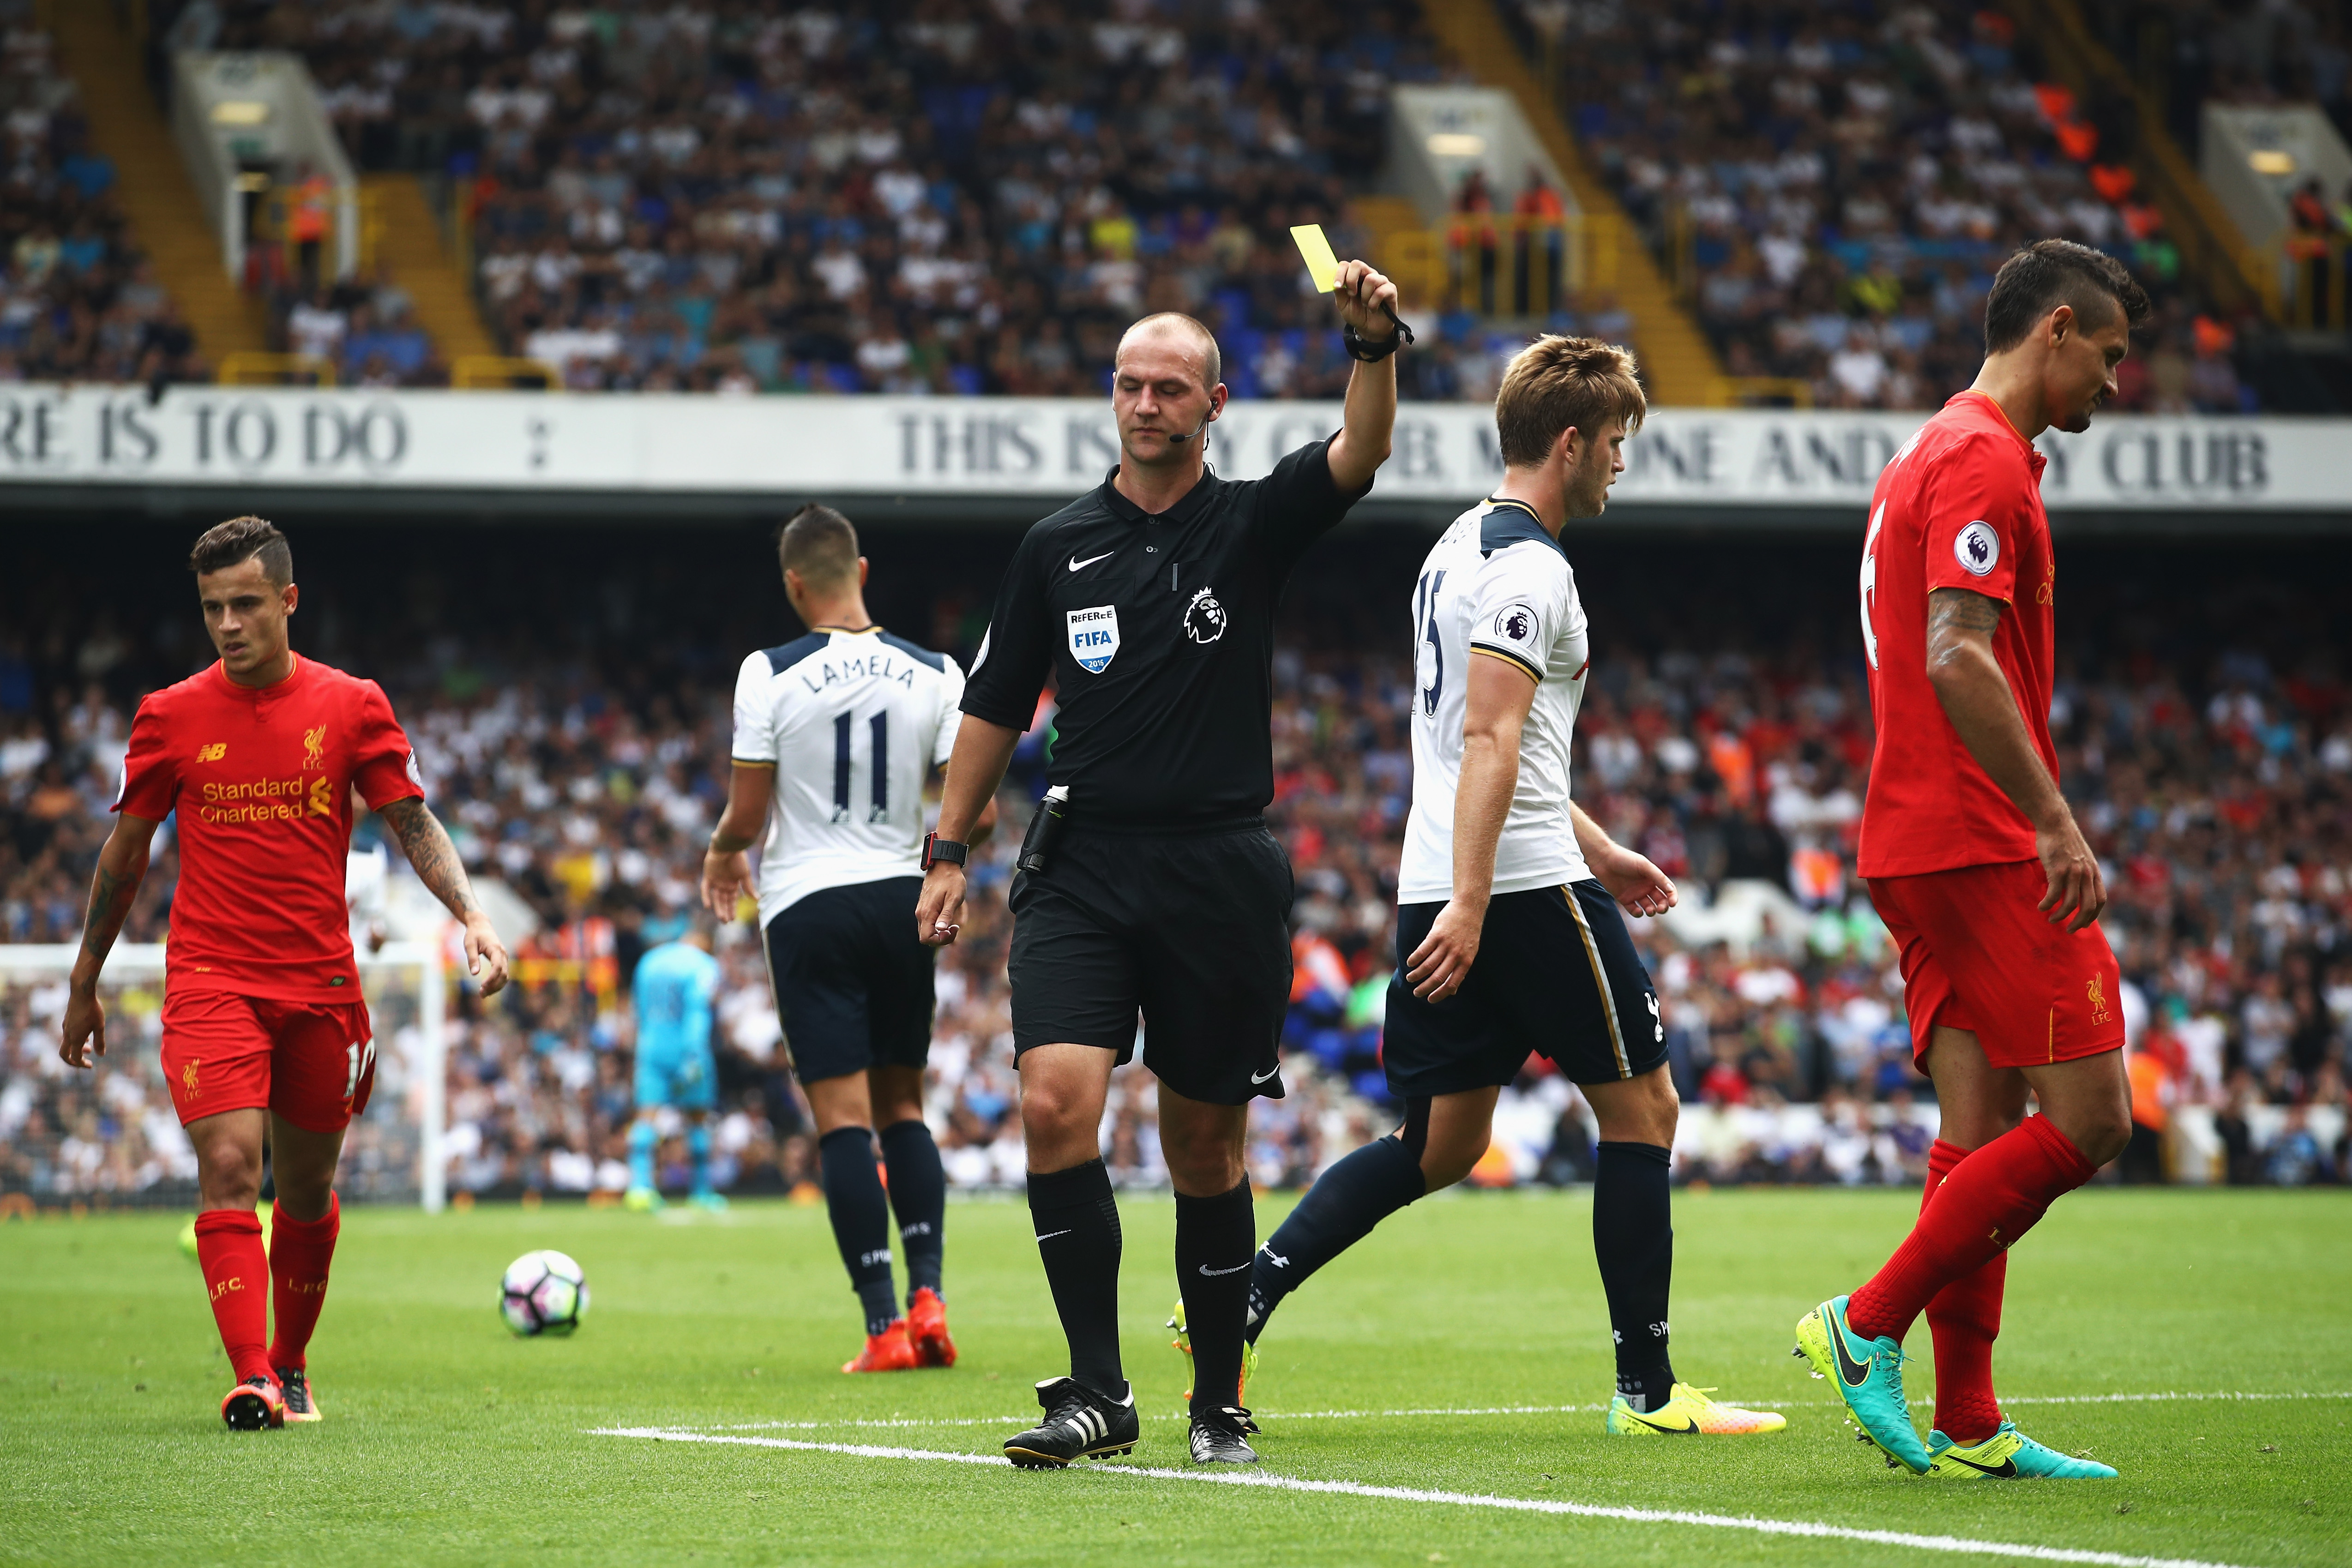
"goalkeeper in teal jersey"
626,926,725,1211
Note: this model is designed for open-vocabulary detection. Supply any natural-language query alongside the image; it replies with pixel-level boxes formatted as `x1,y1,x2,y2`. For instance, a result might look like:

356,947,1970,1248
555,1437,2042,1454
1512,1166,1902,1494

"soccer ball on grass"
500,1249,590,1336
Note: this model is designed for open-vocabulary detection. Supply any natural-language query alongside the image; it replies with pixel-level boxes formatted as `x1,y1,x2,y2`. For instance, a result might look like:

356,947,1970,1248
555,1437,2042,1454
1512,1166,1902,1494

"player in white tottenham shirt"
1236,337,1785,1438
703,505,995,1376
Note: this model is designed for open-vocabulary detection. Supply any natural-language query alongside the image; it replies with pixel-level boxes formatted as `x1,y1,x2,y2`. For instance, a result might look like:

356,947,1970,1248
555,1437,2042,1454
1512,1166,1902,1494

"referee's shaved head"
776,503,860,588
1117,313,1221,393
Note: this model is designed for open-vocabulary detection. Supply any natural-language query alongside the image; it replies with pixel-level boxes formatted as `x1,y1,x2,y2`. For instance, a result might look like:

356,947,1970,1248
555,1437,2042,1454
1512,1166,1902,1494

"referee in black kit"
915,262,1403,1468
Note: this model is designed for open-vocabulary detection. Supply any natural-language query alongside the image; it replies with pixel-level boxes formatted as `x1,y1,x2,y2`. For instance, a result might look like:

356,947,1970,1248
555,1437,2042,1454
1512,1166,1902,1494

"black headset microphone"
1166,411,1212,444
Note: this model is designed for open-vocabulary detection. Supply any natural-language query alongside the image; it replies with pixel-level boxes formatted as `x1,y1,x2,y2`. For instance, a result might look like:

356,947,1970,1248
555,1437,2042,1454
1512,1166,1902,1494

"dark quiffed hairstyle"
1493,335,1648,467
776,503,860,586
188,516,292,584
1982,239,2151,354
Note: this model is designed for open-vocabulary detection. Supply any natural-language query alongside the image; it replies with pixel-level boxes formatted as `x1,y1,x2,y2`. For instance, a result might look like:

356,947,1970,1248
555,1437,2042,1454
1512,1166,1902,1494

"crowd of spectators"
0,10,207,387
1508,0,2262,412
183,0,1478,399
4,535,2348,1206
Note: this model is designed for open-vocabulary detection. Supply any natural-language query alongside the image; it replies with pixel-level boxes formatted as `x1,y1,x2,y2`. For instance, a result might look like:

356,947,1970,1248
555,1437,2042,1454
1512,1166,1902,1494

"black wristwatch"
921,833,968,871
1343,321,1404,362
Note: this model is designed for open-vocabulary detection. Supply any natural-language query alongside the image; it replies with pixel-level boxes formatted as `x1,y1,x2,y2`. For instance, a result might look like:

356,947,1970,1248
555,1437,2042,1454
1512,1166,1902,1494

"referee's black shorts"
1008,819,1293,1104
1383,880,1666,1099
764,875,936,1087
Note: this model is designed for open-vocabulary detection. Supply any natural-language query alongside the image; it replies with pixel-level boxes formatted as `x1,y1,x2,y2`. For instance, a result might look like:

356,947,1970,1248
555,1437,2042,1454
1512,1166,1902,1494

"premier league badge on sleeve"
1067,605,1120,674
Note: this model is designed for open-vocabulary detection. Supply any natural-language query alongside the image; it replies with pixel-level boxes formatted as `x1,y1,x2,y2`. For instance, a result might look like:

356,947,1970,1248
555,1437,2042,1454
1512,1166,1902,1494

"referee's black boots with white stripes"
1188,1405,1262,1465
1004,1376,1140,1468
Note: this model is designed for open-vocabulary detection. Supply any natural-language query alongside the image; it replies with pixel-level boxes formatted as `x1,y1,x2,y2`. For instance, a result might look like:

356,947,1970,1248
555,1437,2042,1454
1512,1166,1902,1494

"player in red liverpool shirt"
1796,242,2150,1481
58,516,509,1431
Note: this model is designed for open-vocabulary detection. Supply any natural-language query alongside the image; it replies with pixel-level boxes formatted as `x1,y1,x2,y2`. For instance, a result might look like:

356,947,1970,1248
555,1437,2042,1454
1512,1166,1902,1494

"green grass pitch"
3,1188,2347,1567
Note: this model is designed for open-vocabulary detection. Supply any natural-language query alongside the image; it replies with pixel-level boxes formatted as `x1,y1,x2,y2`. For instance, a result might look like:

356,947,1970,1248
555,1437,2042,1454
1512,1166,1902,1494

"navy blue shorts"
1383,881,1666,1098
764,876,936,1086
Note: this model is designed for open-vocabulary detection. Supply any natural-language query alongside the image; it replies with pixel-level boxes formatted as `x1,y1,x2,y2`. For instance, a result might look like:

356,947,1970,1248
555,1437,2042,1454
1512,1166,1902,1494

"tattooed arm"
379,795,511,995
1925,586,2104,931
60,813,163,1069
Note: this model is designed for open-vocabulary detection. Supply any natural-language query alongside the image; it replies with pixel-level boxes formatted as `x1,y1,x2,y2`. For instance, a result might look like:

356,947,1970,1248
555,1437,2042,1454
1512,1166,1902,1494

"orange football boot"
842,1319,919,1374
221,1375,287,1430
907,1287,957,1368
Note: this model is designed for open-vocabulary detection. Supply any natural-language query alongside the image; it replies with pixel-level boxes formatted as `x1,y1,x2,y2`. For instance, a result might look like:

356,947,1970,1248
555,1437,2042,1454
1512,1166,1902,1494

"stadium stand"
0,12,211,386
176,0,1484,398
1503,0,2274,410
4,534,2346,1202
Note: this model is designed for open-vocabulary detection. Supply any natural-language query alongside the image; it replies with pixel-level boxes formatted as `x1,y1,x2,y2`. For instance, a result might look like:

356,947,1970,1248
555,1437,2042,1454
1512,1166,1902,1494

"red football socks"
193,1208,272,1384
1919,1140,2005,1444
1847,1115,2094,1346
267,1191,341,1371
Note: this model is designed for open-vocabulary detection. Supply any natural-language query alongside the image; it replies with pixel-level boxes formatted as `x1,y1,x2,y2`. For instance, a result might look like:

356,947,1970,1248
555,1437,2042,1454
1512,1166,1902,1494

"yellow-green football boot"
1167,1298,1258,1406
1606,1383,1788,1435
1793,1295,1931,1472
1926,1422,2117,1479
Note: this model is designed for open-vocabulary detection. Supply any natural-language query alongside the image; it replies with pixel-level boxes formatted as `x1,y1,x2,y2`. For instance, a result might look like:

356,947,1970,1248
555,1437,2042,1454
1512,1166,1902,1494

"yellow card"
1289,224,1341,292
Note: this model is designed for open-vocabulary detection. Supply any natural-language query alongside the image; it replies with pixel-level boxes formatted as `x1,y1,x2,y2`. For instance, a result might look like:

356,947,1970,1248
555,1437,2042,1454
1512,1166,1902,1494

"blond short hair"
1492,336,1647,467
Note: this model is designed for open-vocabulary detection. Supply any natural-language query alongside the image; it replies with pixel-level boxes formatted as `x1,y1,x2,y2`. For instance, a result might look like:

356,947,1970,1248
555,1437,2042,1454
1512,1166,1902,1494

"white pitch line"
706,1389,2348,1434
594,1427,2261,1568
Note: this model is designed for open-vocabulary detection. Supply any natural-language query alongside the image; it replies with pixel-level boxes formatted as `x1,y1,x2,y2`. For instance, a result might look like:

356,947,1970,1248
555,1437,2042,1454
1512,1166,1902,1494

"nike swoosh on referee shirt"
1069,551,1115,572
1250,1065,1281,1084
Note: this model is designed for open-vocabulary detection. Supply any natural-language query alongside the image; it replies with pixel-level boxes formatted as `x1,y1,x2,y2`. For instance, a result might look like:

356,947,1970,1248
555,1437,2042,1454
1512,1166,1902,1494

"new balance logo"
1198,1262,1250,1277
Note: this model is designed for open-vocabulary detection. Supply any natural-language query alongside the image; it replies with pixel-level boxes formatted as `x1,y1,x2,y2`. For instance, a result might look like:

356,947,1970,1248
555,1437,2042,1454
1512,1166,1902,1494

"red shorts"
1867,859,2124,1074
160,990,376,1133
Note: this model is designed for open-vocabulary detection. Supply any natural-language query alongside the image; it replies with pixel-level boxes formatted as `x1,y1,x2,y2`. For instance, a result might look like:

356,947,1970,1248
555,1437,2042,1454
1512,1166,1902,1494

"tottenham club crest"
1954,520,1999,577
1067,605,1120,673
1183,586,1228,645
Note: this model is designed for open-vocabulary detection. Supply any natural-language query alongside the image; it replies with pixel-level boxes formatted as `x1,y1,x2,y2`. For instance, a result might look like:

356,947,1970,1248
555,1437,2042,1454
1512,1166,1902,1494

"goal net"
0,941,450,1213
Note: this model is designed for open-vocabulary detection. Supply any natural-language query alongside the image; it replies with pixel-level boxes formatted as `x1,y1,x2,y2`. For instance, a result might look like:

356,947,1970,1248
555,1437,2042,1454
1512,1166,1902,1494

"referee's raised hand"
1330,258,1401,343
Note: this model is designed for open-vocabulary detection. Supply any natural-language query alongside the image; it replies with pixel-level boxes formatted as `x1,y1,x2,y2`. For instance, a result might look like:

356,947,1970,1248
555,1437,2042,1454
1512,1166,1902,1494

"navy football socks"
1594,1140,1677,1411
879,1118,947,1306
1245,1133,1426,1344
818,1126,899,1336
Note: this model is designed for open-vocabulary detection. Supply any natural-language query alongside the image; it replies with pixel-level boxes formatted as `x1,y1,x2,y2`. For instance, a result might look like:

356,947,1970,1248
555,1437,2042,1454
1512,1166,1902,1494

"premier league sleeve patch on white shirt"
1954,520,2000,577
1067,605,1120,673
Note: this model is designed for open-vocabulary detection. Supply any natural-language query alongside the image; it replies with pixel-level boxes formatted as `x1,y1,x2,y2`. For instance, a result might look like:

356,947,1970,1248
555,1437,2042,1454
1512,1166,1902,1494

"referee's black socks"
880,1118,946,1305
1245,1133,1426,1346
1174,1177,1256,1409
1594,1140,1678,1412
1027,1158,1126,1398
818,1126,900,1337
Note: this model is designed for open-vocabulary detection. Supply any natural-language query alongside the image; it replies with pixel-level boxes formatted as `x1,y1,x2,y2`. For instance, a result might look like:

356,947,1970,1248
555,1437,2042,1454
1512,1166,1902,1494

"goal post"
0,940,449,1213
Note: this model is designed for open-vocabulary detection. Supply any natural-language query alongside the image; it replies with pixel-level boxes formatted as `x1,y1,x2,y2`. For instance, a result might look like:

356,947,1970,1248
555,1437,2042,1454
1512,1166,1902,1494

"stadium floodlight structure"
0,941,449,1214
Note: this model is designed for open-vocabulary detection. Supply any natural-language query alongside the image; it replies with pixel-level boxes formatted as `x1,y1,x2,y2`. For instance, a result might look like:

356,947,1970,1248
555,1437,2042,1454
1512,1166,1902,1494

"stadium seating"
1505,0,2266,410
0,16,208,385
205,0,1466,397
3,541,2346,1202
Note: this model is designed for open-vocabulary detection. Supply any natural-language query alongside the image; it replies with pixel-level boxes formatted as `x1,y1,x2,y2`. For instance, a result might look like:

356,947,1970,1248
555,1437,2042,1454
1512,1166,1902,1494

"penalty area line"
594,1427,2254,1568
